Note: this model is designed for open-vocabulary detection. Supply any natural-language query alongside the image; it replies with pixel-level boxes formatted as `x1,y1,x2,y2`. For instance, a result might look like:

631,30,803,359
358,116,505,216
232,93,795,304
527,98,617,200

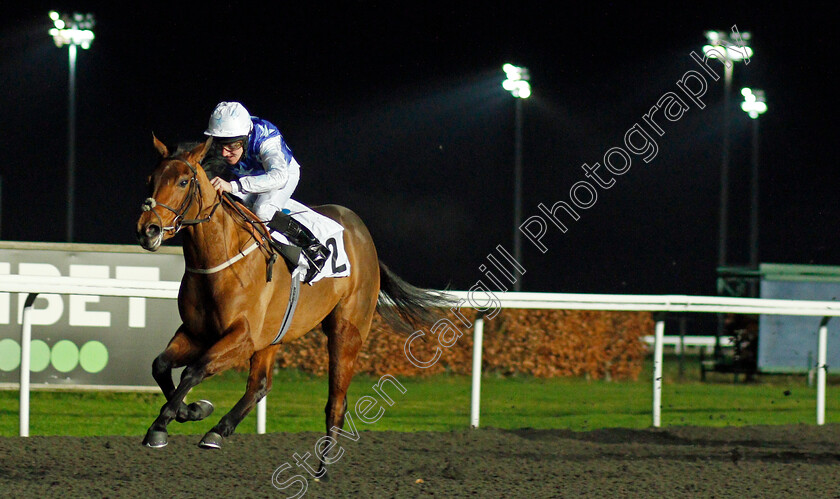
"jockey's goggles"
219,140,245,152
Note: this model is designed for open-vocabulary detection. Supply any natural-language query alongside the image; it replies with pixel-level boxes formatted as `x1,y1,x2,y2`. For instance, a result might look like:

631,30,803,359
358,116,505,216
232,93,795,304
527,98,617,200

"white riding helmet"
204,101,253,138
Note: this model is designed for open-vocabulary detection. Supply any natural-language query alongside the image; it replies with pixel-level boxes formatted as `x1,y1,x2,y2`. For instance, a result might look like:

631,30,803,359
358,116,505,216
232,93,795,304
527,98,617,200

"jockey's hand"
211,177,232,194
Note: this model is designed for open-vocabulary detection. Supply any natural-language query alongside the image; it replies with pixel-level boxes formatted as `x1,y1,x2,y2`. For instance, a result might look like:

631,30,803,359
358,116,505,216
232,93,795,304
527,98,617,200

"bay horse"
136,137,448,473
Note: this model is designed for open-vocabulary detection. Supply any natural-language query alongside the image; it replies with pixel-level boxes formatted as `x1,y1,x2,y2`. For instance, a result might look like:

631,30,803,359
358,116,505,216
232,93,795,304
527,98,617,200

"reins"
219,192,282,281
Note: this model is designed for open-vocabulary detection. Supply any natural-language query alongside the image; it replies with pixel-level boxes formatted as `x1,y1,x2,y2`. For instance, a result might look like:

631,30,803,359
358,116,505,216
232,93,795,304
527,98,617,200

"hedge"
274,309,653,380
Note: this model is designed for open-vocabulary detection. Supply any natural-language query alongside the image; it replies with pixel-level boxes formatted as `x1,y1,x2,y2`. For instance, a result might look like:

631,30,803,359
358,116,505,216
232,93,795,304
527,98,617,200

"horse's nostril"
146,224,161,238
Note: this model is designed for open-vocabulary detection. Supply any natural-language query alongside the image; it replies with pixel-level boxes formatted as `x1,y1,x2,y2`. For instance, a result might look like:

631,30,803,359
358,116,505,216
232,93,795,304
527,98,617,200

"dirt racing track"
2,425,840,497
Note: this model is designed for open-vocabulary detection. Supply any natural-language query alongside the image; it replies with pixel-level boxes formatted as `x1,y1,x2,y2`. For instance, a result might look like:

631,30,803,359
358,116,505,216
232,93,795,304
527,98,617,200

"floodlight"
502,64,531,99
703,30,752,61
740,88,767,119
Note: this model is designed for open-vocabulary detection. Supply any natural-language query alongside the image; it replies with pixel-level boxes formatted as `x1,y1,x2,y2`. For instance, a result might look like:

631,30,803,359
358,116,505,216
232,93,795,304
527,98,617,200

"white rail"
2,275,838,436
641,335,734,353
0,274,181,298
446,290,839,429
447,290,840,315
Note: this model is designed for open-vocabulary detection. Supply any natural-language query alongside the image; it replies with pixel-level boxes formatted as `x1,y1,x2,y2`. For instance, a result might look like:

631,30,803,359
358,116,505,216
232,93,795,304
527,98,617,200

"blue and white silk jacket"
229,117,299,195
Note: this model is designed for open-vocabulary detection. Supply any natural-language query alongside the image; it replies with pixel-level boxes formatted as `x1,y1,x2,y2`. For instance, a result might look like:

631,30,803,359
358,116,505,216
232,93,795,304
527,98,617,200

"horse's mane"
168,142,259,229
170,141,229,181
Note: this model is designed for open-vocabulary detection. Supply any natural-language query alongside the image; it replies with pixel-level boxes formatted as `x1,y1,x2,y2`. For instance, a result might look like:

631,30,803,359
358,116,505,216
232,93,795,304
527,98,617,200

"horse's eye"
179,179,190,188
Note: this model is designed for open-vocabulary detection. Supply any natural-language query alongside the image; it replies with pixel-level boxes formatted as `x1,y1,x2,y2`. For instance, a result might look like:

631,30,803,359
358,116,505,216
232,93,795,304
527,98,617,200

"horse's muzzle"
137,223,163,251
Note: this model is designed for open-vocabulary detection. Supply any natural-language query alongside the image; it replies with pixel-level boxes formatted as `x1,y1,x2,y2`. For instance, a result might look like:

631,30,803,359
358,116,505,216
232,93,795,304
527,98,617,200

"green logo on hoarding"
0,338,20,371
51,340,79,373
0,339,108,373
30,340,51,372
80,341,109,373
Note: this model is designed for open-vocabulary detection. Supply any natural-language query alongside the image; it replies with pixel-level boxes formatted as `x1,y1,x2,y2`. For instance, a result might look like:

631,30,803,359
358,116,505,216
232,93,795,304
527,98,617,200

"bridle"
141,155,282,280
141,157,222,243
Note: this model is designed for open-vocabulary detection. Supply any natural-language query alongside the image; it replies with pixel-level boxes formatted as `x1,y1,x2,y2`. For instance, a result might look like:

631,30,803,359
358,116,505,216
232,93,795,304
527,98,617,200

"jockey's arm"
231,136,290,195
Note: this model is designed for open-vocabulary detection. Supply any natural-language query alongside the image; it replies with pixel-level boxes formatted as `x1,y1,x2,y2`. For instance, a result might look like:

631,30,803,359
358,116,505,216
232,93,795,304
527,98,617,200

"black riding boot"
268,211,331,282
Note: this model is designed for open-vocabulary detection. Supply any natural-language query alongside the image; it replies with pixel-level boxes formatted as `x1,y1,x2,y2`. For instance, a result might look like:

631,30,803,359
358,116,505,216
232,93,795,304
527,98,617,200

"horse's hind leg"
316,309,366,479
198,345,280,449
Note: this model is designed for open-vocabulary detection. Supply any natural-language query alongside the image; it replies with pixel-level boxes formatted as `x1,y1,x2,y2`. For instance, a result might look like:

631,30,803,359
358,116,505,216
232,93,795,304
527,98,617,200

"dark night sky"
1,2,838,299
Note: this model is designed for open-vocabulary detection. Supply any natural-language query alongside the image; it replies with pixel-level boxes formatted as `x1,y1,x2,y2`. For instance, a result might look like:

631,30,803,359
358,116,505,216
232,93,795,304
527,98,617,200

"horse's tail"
376,261,454,333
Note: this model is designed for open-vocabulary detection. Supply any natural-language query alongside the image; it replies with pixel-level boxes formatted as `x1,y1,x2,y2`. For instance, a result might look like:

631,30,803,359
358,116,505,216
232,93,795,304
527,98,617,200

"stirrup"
303,244,331,283
267,211,330,282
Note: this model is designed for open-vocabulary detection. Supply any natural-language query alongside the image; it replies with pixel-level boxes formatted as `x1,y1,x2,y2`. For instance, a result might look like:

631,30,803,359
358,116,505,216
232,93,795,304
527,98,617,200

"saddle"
221,194,340,284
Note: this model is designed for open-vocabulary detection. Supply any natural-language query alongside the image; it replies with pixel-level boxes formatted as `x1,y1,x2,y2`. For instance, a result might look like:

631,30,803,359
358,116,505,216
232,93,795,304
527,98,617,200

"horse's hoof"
190,399,215,420
198,431,223,449
313,465,329,482
142,429,168,448
176,399,215,423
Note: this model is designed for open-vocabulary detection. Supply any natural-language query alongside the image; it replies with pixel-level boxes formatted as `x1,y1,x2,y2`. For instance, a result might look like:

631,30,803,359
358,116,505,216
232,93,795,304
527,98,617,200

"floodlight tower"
702,30,752,275
740,88,767,288
502,64,531,292
49,11,95,243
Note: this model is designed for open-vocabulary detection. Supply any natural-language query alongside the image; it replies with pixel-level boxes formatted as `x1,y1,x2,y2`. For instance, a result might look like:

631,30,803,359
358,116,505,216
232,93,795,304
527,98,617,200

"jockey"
204,101,329,282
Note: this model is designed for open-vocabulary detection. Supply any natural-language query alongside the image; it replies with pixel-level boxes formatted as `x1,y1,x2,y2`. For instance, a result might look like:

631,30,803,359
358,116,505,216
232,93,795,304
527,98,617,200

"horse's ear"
152,133,169,157
189,136,213,163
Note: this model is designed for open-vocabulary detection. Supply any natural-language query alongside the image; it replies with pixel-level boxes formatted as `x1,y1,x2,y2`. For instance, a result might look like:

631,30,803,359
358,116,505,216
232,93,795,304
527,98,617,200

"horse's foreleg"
142,355,211,448
198,345,280,449
143,321,254,448
152,321,252,449
151,329,192,398
149,329,214,425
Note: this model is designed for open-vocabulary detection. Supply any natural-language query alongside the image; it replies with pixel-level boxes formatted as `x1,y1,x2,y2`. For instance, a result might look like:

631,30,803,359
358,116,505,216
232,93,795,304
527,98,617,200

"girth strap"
271,271,302,345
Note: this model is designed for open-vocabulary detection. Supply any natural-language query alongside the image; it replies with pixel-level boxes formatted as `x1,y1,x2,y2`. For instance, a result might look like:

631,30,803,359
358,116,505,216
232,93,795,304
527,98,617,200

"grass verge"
1,354,838,437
